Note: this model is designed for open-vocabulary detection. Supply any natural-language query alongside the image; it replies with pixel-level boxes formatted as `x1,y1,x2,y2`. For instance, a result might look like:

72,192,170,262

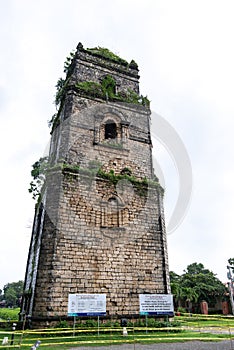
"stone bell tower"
21,43,171,327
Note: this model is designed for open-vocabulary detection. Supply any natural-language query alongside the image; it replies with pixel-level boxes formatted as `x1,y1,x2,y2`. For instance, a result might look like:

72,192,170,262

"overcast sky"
1,0,234,290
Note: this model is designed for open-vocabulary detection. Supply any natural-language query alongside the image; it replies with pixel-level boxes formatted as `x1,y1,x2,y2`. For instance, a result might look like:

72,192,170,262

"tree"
170,271,183,307
182,263,226,304
170,263,227,312
170,271,199,309
186,262,210,275
3,280,24,307
4,287,17,307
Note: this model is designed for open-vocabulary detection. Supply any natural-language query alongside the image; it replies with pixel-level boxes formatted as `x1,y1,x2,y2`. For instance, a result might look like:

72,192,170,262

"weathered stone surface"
21,43,170,328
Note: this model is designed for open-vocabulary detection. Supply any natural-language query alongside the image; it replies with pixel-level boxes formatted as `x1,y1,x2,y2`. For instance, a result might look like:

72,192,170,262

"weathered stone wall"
22,43,171,327
31,170,169,319
50,98,153,180
70,45,140,94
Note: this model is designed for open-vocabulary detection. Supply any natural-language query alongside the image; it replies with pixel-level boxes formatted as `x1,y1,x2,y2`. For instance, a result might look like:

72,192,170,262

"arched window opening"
107,197,119,227
108,197,118,207
105,120,117,139
100,196,124,228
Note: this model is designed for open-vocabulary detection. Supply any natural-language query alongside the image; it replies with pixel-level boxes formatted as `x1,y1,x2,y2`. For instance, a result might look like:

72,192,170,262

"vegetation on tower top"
77,42,139,70
86,47,129,66
48,45,149,132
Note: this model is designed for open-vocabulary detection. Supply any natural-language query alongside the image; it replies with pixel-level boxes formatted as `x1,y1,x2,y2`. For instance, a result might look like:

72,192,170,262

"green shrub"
177,306,187,314
56,320,69,328
0,308,20,321
85,319,98,327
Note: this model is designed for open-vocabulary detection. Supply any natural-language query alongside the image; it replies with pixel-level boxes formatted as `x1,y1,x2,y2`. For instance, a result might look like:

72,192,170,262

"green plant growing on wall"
125,88,141,104
49,46,150,132
75,79,150,107
101,75,116,97
140,95,150,107
86,47,128,65
63,51,75,74
28,157,48,200
48,113,60,133
29,160,164,205
75,81,103,98
55,77,66,107
48,113,57,128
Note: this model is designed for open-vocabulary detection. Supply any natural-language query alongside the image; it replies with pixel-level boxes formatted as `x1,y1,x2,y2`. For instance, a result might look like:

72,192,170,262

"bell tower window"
105,120,117,139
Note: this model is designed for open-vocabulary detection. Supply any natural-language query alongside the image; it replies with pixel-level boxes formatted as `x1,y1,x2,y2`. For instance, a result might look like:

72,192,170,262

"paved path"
70,339,234,350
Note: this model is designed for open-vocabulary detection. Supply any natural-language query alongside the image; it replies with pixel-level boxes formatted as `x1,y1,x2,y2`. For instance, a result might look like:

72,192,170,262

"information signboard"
139,294,174,316
68,294,106,316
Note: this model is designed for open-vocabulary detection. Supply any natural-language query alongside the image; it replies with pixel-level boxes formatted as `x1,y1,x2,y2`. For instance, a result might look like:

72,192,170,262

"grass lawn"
177,314,234,331
0,330,231,349
0,314,233,349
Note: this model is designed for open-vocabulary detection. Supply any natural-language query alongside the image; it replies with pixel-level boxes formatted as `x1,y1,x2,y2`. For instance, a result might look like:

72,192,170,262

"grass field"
177,313,234,332
0,313,233,349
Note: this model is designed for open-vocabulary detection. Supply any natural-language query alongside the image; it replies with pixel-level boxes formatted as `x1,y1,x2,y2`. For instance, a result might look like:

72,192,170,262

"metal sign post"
73,316,76,337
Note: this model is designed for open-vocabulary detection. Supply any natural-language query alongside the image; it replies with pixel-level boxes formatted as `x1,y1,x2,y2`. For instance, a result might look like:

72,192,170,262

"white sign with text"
68,294,106,316
139,294,174,316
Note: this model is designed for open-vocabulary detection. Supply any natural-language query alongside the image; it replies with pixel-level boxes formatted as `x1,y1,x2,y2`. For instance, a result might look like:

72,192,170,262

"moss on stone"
75,81,104,98
75,80,150,107
86,47,128,65
62,164,164,195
